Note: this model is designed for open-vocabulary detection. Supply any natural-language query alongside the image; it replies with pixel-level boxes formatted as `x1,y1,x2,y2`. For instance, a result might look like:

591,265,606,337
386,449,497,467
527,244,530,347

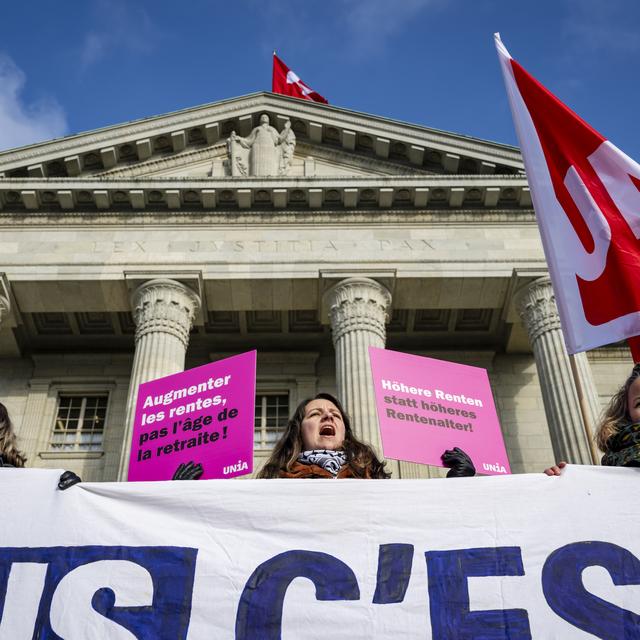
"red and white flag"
272,53,328,104
496,34,640,355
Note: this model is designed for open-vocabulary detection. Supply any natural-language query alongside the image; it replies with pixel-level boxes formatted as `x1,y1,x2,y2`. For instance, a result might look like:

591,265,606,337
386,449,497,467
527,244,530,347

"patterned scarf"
298,449,347,477
602,422,640,467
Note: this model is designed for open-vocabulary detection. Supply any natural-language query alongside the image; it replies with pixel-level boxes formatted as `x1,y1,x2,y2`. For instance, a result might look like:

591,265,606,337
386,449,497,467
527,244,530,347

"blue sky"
1,0,639,158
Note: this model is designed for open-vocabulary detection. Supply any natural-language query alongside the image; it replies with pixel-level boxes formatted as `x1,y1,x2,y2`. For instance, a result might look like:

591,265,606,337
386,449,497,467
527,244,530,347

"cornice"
587,346,632,361
0,175,531,213
0,95,269,168
0,175,528,187
0,209,538,227
255,94,523,164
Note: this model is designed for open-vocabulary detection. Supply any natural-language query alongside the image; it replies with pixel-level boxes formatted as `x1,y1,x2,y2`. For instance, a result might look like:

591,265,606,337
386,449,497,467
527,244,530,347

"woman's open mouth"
319,424,336,436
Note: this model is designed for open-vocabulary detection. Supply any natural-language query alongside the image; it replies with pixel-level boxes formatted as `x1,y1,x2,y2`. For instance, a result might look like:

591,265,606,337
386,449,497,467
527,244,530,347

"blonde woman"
545,363,640,474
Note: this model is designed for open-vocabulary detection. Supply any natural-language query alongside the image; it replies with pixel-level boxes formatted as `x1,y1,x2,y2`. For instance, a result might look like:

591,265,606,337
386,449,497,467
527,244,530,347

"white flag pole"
568,354,599,464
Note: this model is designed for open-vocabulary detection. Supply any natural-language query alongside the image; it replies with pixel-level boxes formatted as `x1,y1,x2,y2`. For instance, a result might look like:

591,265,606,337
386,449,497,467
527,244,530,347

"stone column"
327,277,391,456
515,277,599,464
118,279,201,479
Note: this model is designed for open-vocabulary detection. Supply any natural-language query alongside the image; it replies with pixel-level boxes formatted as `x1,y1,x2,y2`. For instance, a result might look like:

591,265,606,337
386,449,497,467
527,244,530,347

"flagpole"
568,353,599,464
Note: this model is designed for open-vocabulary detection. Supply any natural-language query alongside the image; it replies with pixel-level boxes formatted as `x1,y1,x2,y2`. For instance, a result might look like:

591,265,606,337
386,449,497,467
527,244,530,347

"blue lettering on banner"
1,541,639,637
235,550,360,640
425,546,532,640
542,541,640,640
0,546,197,639
372,543,414,604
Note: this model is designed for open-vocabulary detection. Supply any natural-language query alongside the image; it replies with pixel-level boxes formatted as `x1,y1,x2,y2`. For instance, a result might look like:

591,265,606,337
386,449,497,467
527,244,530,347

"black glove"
172,461,203,481
442,447,476,478
58,470,82,490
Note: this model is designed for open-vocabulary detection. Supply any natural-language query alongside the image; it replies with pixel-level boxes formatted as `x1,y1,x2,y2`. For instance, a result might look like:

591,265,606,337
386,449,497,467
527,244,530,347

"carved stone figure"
279,119,296,175
227,114,296,177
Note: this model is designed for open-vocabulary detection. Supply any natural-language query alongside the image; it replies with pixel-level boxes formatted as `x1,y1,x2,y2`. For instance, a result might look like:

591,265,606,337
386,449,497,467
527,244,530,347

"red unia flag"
496,34,640,355
272,53,328,104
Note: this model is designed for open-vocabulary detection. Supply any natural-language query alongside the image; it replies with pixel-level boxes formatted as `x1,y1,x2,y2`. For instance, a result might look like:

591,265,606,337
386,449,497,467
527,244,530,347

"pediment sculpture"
226,114,296,177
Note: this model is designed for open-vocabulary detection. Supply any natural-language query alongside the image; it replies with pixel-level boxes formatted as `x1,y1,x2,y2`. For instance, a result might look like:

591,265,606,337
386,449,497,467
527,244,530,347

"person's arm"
441,447,476,477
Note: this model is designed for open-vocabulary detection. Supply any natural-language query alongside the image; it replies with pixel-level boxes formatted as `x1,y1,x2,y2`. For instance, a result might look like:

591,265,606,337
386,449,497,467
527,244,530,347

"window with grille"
51,395,108,451
254,393,289,450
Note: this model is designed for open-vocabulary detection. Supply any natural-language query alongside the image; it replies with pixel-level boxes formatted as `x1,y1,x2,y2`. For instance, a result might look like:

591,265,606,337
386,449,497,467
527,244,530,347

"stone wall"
4,354,131,481
491,354,554,473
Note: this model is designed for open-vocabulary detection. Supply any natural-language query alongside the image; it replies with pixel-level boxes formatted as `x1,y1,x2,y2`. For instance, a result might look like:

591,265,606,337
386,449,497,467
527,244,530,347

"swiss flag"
272,53,328,104
496,34,640,356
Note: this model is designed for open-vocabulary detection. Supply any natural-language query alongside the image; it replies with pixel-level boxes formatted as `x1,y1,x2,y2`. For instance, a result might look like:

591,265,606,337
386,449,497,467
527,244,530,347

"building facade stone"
0,92,629,481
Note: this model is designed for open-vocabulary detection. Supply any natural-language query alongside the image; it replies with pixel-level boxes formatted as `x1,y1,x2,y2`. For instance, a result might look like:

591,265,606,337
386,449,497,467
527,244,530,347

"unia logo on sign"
482,461,508,474
224,459,249,475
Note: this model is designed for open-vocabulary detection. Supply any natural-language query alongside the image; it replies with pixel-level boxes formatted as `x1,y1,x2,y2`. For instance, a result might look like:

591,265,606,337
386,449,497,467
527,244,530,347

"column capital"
326,277,392,344
514,276,561,345
131,278,201,348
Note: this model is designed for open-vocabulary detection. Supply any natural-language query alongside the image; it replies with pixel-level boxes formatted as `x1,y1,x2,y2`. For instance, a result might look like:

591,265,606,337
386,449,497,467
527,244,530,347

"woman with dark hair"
0,401,81,489
259,392,475,479
545,363,640,475
0,402,26,468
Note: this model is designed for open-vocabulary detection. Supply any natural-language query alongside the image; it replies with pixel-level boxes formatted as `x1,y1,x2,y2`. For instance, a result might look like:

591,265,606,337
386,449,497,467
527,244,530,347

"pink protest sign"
128,350,256,481
369,347,510,476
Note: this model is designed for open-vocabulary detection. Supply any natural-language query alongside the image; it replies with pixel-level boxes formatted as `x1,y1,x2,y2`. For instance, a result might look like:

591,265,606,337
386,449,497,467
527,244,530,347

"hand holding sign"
369,347,510,475
128,351,256,481
172,461,204,481
441,447,476,477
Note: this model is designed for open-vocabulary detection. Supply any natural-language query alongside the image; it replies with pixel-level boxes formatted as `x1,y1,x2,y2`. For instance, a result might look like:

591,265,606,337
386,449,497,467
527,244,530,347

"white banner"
1,466,639,639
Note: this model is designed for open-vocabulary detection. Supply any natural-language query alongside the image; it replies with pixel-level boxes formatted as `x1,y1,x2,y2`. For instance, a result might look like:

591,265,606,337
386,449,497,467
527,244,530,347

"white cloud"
79,0,160,71
0,54,67,151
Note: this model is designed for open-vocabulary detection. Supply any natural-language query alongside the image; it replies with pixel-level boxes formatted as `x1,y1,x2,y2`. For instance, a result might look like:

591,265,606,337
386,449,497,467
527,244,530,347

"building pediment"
0,93,524,180
98,140,431,180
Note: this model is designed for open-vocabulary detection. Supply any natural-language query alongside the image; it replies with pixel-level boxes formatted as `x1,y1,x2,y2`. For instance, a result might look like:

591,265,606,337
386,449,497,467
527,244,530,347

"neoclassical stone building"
0,92,630,480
